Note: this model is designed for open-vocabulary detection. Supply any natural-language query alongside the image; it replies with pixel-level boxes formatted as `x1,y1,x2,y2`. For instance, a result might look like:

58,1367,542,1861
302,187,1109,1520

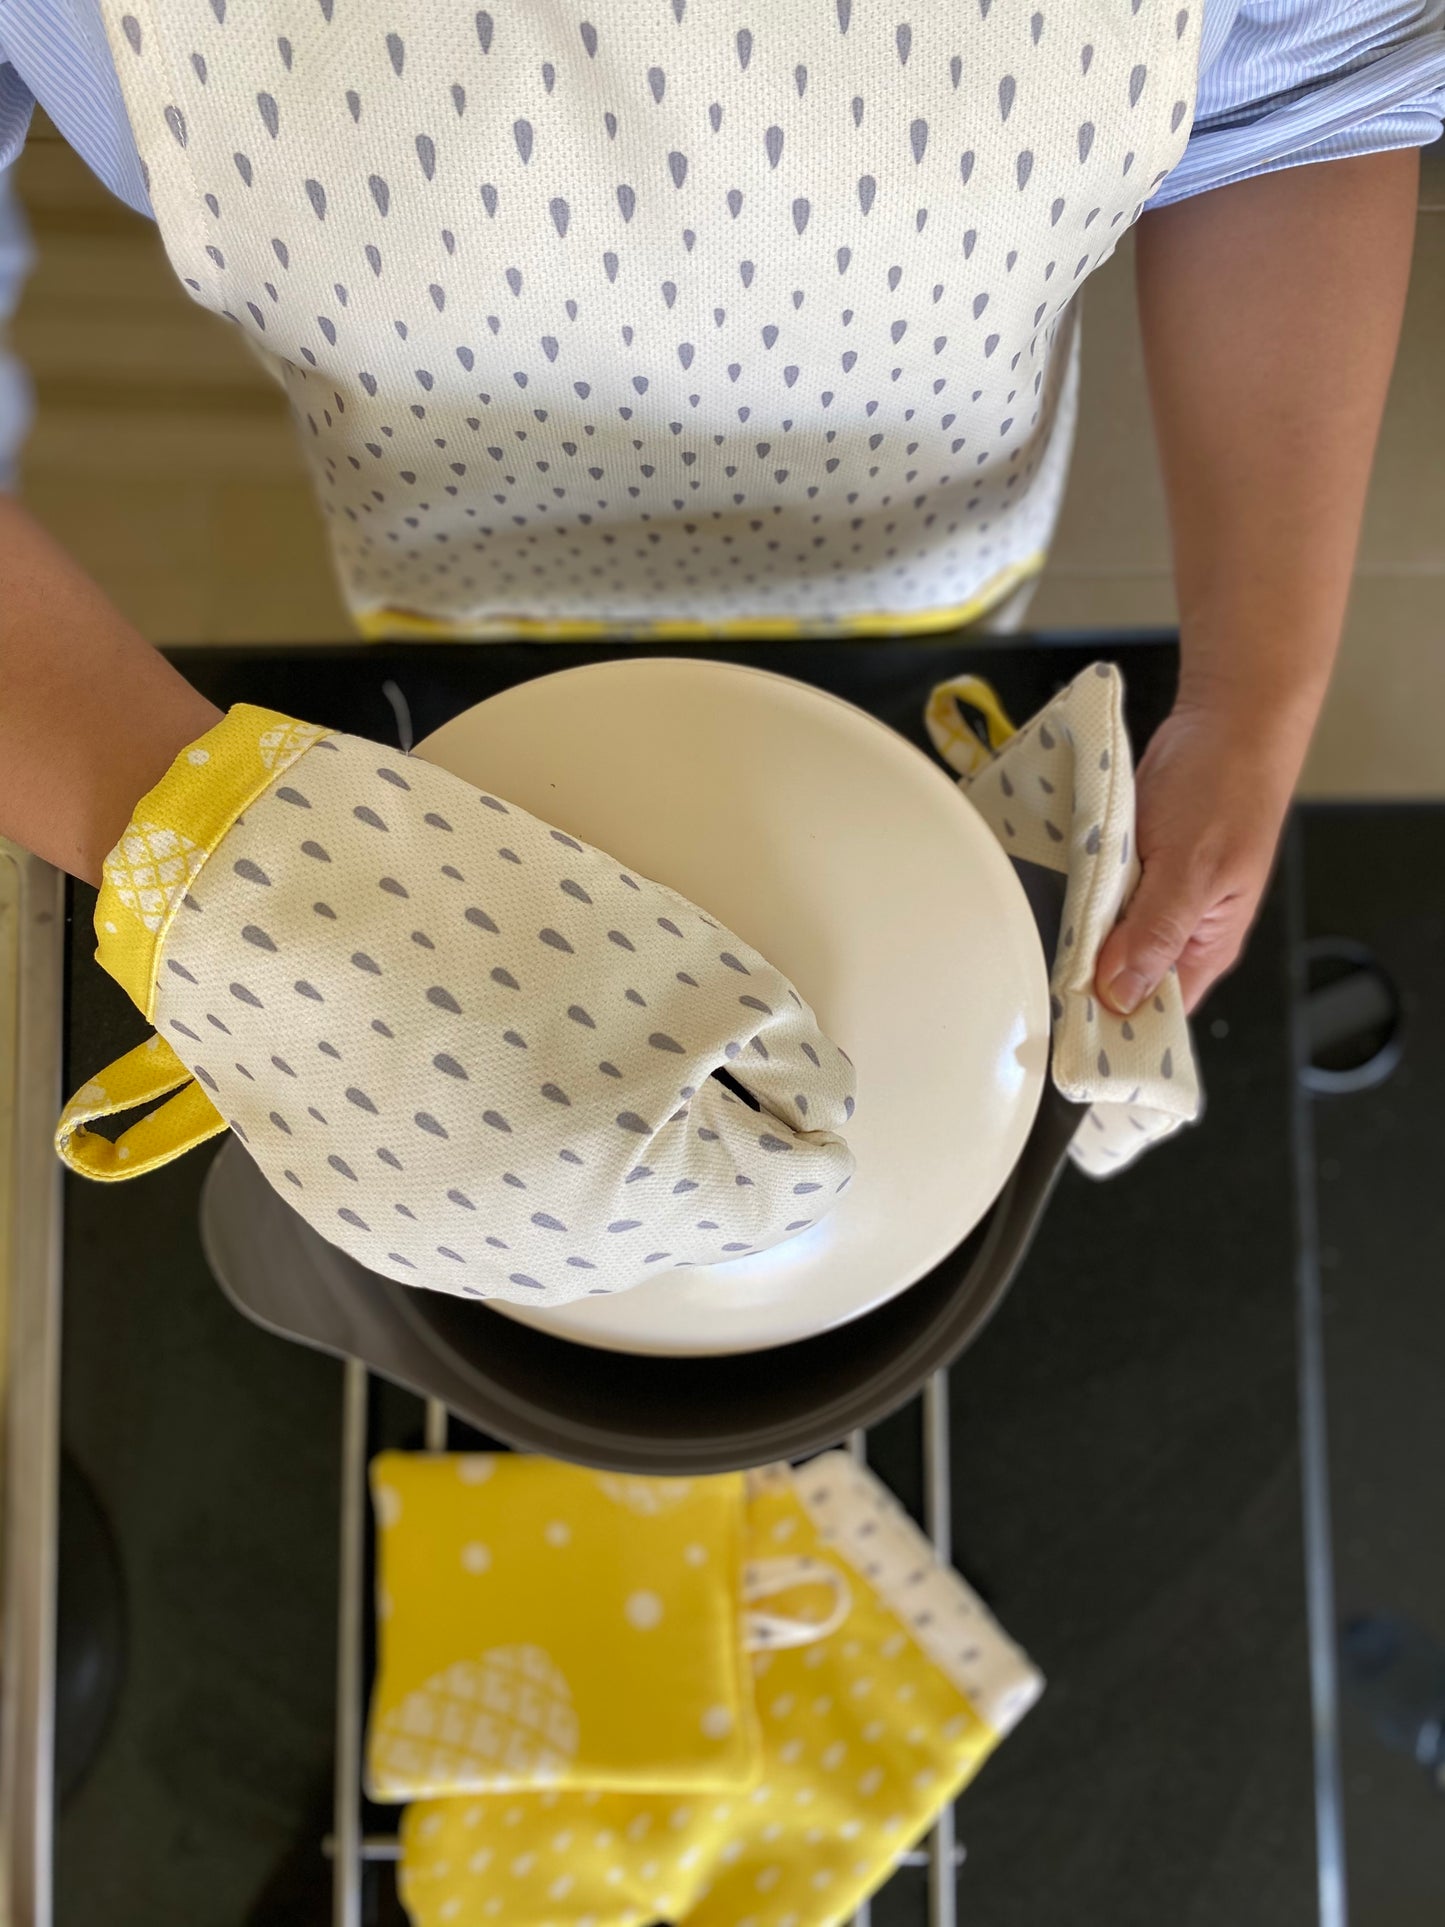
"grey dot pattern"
108,2,1200,633
153,729,855,1303
794,1451,1043,1732
938,660,1202,1178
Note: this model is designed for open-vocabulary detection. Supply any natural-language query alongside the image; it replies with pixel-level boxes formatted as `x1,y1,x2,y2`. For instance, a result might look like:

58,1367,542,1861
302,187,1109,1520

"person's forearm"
0,497,221,883
1136,149,1419,757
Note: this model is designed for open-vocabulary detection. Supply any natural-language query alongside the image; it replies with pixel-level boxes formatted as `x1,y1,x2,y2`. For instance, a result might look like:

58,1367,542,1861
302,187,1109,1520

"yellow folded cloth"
397,1453,1041,1927
368,1457,764,1800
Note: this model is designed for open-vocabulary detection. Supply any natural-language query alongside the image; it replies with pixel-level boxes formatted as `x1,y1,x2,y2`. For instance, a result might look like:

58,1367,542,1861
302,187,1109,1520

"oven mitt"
926,663,1202,1174
367,1454,853,1801
54,704,856,1304
397,1453,1041,1927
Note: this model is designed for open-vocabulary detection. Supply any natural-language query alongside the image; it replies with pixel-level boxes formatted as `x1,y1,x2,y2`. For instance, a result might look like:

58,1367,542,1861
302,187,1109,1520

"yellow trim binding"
93,703,330,1020
354,553,1046,644
57,702,332,1181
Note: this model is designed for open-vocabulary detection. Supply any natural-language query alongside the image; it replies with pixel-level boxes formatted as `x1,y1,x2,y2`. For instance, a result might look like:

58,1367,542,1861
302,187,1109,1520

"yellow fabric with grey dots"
389,1453,1041,1927
56,703,857,1306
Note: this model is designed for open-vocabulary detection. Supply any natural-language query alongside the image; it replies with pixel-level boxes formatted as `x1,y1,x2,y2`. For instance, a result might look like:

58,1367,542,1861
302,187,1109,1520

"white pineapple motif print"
104,820,206,933
370,1646,579,1798
257,719,327,772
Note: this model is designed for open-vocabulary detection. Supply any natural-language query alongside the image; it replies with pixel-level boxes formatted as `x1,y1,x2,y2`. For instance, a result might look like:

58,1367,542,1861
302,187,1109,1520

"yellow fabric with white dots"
51,1033,229,1182
368,1457,762,1799
395,1453,1041,1927
94,703,332,1019
54,703,331,1178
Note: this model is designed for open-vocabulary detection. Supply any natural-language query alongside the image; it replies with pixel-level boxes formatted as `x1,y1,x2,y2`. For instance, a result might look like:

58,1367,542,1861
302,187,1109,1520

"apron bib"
103,1,1200,638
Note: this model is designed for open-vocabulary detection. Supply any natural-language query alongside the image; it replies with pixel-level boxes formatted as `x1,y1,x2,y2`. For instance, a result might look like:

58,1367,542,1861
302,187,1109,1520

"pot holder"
927,662,1203,1173
367,1455,833,1799
397,1453,1041,1927
55,704,856,1304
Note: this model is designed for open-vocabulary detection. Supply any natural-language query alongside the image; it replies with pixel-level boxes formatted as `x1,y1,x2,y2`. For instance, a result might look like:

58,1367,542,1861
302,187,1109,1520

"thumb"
1095,857,1206,1016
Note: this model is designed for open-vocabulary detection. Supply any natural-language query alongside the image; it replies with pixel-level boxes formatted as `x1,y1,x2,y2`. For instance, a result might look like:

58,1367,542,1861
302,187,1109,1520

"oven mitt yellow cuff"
57,705,856,1306
56,705,327,1176
928,664,1203,1174
367,1456,767,1800
397,1453,1042,1927
91,704,333,1019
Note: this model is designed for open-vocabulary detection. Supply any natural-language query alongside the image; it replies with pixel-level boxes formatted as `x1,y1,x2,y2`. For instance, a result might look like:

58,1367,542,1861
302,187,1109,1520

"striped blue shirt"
1,0,1443,480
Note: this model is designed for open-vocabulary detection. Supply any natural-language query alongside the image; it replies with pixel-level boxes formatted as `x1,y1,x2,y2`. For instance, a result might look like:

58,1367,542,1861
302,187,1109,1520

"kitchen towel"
927,662,1203,1174
396,1452,1041,1927
54,703,856,1303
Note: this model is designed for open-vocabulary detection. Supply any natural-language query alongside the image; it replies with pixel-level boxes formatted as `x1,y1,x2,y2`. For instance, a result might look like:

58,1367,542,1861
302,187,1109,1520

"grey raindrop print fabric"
927,663,1202,1173
146,714,857,1301
101,1,1202,635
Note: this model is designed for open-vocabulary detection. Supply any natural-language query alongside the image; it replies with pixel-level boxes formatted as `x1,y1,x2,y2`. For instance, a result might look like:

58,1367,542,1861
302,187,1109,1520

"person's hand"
1095,698,1305,1017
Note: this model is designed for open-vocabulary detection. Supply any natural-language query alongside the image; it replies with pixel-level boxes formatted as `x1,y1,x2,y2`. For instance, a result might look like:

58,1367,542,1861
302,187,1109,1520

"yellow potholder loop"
54,1034,227,1180
924,674,1018,778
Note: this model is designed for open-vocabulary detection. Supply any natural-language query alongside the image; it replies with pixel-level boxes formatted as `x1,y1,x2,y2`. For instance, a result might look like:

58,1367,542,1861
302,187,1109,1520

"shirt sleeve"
0,0,156,487
1,36,37,172
0,0,151,217
0,134,35,492
1153,0,1445,206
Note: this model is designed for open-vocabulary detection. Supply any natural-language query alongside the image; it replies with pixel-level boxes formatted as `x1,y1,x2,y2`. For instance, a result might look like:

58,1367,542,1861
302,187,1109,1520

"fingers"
1098,853,1254,1017
1096,861,1212,1017
1177,925,1245,1015
1176,944,1213,1016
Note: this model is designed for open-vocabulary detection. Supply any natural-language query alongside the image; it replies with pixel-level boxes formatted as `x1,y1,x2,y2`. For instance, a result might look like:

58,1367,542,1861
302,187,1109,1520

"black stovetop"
56,635,1330,1927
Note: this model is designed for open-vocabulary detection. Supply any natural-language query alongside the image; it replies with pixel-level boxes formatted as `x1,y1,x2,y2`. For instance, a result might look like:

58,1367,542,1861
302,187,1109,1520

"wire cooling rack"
327,1364,965,1927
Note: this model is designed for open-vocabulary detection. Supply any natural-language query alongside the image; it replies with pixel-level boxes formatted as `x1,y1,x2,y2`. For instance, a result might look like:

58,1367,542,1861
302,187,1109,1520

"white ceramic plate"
416,659,1048,1356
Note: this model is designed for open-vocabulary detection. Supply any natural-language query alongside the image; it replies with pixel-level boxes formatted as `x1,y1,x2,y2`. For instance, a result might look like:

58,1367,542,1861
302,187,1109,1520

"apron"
102,1,1201,639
